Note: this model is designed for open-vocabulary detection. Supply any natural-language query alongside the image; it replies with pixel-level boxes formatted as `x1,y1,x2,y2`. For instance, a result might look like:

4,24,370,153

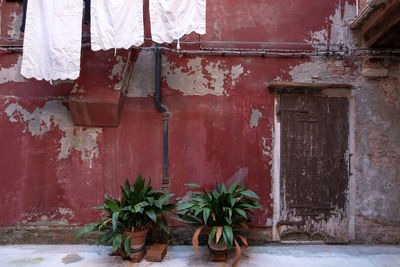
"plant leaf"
134,202,149,212
194,207,202,217
208,226,217,244
203,208,210,224
176,202,195,211
145,209,157,222
232,238,242,267
104,199,120,213
73,224,98,242
95,232,113,245
157,219,170,234
221,183,227,193
154,194,173,208
147,197,154,206
241,190,260,199
216,226,223,243
230,197,237,207
192,226,204,256
229,181,239,194
185,183,202,188
124,237,131,256
191,197,205,204
112,233,123,252
234,208,248,219
112,211,119,231
223,225,233,248
125,179,132,193
160,203,176,212
237,234,248,251
176,213,202,225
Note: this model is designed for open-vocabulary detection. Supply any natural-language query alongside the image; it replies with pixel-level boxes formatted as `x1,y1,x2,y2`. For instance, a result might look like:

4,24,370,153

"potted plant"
176,182,262,266
73,174,175,261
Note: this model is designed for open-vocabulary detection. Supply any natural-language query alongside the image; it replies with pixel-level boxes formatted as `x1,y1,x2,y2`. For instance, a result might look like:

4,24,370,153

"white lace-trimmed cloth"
149,0,206,48
90,0,144,51
21,0,84,81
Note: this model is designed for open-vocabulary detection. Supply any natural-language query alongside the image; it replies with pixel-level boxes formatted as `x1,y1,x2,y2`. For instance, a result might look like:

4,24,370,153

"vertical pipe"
154,46,167,113
154,45,170,192
154,44,170,243
162,113,170,187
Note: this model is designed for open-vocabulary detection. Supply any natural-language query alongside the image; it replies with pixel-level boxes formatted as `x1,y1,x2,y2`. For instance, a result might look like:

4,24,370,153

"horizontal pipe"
143,37,346,47
2,43,400,57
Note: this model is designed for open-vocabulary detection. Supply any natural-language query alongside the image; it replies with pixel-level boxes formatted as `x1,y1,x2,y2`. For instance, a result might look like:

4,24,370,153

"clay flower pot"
208,240,228,255
208,240,229,262
124,228,149,262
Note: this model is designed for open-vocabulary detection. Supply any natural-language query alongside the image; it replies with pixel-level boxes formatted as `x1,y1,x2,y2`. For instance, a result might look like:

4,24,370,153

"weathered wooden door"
279,95,349,241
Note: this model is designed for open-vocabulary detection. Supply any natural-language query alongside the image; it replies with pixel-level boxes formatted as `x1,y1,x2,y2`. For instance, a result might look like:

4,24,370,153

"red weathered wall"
0,0,354,228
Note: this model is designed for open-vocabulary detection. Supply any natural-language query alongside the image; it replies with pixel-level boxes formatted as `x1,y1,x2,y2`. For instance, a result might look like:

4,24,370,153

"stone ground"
0,245,399,267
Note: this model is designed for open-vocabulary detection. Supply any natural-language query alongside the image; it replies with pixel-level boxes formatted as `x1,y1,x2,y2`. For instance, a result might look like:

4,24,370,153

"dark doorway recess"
279,95,349,241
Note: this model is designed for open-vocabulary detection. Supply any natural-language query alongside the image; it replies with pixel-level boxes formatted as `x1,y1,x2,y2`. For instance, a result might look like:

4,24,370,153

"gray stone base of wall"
354,216,400,244
0,226,101,245
2,223,398,245
0,226,273,245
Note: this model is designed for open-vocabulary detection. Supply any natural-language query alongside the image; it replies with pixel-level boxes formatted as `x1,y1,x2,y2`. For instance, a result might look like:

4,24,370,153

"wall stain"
4,100,102,168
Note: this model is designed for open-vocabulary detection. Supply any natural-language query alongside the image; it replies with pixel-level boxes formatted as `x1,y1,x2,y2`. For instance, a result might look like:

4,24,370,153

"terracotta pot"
119,228,148,262
125,228,149,252
208,240,228,255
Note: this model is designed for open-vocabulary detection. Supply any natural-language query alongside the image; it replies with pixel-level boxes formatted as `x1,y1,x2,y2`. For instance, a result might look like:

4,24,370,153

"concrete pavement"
0,244,399,267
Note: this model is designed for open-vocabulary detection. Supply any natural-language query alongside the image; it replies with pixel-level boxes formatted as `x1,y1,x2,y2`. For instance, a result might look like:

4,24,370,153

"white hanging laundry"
21,0,83,81
149,0,206,47
91,0,144,51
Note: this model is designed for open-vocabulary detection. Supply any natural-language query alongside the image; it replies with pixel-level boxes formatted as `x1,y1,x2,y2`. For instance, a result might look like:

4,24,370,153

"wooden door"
279,95,349,240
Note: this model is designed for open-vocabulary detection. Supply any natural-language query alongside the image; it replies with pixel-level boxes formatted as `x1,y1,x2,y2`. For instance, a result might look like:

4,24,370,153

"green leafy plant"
176,181,262,265
73,174,175,257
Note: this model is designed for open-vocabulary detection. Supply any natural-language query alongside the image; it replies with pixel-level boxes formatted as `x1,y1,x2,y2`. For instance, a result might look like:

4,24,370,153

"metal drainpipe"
154,44,170,192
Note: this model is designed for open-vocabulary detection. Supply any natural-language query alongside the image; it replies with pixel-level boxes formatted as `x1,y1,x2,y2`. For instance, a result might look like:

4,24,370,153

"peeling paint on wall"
164,57,245,96
305,2,357,48
109,56,125,90
7,11,23,39
4,100,102,168
71,83,85,94
262,136,272,158
249,106,263,128
20,207,75,225
230,64,244,86
0,56,26,84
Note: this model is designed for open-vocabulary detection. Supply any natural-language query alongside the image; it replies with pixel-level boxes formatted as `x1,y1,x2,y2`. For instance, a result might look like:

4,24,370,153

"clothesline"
21,0,206,81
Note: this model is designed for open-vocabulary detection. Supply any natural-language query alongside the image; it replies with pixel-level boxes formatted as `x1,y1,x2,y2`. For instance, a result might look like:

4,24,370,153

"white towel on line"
149,0,206,48
91,0,144,51
21,0,83,81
